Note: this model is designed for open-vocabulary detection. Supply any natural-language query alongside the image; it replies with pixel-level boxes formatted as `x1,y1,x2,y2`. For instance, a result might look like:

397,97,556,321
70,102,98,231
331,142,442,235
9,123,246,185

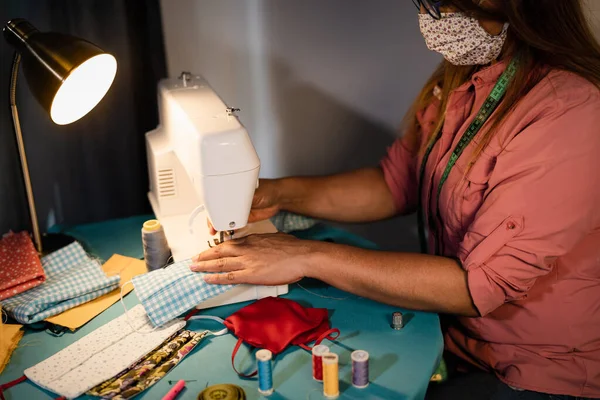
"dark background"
0,0,166,234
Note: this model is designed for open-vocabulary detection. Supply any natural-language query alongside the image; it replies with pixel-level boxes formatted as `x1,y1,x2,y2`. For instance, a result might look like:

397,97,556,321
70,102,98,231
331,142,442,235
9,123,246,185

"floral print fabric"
88,329,208,399
418,13,508,66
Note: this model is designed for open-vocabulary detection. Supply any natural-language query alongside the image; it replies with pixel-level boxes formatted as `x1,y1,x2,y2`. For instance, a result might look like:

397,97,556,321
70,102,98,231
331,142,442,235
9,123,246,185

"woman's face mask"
418,12,508,66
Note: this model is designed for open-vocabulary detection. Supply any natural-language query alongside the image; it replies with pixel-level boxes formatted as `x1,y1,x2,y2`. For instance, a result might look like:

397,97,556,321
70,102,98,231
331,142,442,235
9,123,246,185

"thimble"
391,311,403,330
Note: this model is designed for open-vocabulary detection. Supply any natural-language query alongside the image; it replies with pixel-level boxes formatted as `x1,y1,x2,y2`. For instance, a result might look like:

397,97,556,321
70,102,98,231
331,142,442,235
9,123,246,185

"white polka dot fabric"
24,304,185,399
418,13,509,66
0,231,45,301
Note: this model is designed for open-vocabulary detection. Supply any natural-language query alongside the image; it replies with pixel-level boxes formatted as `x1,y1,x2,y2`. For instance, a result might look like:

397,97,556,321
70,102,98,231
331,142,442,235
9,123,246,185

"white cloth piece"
24,304,185,399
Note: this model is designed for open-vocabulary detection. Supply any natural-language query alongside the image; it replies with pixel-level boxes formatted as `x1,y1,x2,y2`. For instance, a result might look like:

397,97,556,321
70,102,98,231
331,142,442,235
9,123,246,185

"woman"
191,1,600,398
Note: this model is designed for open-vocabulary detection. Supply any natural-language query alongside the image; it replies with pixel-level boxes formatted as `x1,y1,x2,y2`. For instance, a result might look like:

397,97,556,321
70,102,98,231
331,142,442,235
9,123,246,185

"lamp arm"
10,51,43,253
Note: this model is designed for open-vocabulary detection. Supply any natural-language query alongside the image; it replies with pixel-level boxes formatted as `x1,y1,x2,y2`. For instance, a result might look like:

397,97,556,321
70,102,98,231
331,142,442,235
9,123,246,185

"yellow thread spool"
322,352,339,398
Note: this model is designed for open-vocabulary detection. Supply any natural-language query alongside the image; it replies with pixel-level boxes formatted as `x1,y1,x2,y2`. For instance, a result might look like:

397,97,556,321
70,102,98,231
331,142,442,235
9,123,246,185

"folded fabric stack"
0,241,120,324
0,231,45,301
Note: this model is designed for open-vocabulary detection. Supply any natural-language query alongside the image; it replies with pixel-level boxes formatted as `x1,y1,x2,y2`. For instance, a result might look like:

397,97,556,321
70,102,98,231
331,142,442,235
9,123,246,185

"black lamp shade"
4,18,117,125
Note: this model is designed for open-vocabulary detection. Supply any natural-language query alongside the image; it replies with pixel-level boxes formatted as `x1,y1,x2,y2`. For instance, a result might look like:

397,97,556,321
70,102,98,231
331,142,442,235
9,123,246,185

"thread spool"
322,353,339,399
256,349,274,396
351,350,369,389
312,344,329,381
141,220,171,271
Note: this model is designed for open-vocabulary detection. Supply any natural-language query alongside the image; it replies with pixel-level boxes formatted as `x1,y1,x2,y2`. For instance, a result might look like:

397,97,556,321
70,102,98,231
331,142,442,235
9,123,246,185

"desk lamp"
3,18,117,254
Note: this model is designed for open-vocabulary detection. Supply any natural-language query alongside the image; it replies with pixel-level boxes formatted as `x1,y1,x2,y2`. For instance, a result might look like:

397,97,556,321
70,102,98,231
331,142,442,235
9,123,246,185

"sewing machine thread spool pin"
178,71,192,87
226,107,240,116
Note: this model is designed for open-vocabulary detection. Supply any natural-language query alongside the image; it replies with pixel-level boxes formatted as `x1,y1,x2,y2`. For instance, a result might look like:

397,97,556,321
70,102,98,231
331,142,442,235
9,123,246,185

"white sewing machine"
145,71,288,309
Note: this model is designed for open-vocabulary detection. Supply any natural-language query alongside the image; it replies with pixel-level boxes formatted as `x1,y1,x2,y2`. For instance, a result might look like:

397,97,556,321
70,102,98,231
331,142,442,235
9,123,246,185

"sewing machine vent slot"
157,168,176,198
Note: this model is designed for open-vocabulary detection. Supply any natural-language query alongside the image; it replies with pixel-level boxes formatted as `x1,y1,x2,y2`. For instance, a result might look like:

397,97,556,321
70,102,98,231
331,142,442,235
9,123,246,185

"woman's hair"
405,0,600,162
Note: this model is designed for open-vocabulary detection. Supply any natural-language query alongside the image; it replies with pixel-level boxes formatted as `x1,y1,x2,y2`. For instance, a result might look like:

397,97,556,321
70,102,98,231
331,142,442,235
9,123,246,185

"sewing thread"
312,344,329,381
141,220,171,271
119,281,160,334
322,353,339,398
256,349,274,396
351,350,369,389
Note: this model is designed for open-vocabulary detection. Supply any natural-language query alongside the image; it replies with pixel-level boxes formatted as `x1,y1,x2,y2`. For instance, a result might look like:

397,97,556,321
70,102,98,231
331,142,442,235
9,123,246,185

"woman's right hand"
207,179,282,235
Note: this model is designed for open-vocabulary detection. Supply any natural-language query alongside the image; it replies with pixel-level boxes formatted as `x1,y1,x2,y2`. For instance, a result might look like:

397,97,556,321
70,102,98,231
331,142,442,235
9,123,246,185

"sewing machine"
145,72,288,309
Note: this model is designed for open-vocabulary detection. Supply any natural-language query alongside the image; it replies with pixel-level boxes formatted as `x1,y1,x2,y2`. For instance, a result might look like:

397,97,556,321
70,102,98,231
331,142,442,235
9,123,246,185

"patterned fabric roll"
88,329,209,399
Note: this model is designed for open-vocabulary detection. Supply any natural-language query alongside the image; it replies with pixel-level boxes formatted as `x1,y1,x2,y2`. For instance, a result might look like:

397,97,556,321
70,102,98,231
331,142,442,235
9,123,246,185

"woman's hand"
208,179,282,235
190,233,321,285
247,179,282,223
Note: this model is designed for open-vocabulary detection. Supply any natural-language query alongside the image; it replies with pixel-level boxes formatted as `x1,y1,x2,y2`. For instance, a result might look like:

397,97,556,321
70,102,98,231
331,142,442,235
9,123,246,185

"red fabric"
224,296,335,355
223,297,339,376
0,232,45,301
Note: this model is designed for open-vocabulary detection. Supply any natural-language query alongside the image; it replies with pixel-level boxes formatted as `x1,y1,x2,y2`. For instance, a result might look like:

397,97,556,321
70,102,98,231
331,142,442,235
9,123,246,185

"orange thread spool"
322,352,339,398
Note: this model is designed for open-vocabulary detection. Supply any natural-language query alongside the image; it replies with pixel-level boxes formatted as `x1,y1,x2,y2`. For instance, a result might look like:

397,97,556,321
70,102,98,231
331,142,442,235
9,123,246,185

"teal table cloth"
3,215,443,400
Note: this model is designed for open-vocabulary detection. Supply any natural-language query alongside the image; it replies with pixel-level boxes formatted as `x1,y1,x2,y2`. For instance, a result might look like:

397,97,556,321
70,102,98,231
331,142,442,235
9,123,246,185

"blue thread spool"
256,349,274,396
351,350,369,389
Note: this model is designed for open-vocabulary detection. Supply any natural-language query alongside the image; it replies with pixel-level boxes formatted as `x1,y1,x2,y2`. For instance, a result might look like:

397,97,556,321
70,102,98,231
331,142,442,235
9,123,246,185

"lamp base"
40,232,76,256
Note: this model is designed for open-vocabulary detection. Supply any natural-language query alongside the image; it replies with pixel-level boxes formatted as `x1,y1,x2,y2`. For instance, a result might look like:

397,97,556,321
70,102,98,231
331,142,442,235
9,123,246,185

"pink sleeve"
458,94,600,316
380,136,419,215
381,99,439,215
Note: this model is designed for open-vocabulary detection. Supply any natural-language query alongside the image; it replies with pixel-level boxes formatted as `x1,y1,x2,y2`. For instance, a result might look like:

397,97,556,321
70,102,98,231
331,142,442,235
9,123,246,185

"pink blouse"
381,61,600,397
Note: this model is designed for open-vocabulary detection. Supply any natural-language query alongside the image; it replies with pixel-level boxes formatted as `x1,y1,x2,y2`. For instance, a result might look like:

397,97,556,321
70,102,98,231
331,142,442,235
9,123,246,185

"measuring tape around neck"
417,57,519,255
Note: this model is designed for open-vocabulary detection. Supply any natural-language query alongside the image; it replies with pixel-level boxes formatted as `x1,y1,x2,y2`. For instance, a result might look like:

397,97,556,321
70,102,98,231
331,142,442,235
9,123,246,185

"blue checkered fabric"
271,211,318,233
132,259,234,327
0,242,120,324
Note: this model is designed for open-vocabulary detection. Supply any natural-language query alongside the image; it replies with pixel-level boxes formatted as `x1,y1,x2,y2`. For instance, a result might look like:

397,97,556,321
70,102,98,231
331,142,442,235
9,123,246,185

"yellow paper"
45,255,147,330
0,322,23,374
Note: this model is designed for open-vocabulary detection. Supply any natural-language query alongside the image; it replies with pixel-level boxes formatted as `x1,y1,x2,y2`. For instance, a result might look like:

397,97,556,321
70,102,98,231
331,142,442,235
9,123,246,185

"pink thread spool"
312,344,330,381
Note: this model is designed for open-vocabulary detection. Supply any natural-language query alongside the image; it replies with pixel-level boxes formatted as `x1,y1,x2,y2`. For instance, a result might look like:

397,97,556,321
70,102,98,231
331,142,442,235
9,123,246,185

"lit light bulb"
50,53,117,125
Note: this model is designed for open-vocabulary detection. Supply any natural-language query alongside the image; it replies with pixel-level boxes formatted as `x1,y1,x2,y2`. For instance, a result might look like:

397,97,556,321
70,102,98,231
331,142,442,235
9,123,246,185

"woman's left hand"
190,233,320,285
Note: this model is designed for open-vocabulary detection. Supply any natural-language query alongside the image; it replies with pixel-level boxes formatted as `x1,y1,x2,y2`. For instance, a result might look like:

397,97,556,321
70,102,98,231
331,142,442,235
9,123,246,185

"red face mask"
188,297,339,376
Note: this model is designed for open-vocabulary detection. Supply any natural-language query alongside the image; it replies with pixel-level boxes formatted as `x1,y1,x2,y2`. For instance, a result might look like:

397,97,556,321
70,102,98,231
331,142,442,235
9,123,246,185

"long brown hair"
405,0,600,162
